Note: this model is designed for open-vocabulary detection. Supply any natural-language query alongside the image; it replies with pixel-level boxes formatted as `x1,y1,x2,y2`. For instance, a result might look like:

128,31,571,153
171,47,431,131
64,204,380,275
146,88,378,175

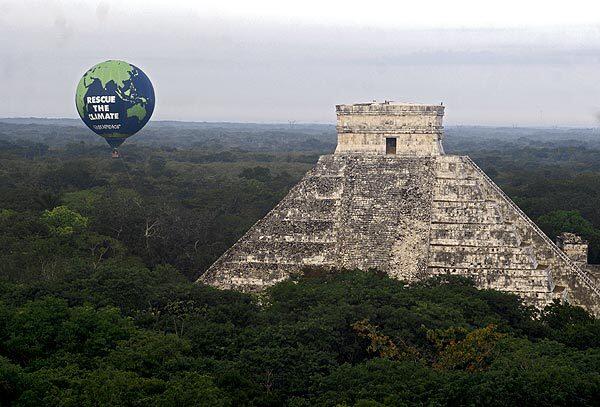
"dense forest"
0,119,599,405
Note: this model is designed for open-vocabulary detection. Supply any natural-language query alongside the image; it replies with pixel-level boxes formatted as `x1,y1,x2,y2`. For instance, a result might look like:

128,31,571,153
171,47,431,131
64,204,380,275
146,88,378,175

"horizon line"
1,117,600,130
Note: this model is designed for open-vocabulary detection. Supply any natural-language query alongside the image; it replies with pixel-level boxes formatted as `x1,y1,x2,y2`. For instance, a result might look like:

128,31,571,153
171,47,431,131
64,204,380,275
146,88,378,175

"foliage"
433,324,506,371
352,319,419,361
41,206,89,237
0,255,597,405
0,122,599,405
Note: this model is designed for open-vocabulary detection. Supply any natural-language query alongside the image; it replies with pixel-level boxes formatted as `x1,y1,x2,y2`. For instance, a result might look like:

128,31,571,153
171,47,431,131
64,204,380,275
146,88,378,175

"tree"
41,206,88,237
155,373,231,407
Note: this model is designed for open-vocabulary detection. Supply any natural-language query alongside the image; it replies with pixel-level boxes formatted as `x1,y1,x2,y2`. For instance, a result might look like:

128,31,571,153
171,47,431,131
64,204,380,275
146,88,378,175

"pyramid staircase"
426,155,600,310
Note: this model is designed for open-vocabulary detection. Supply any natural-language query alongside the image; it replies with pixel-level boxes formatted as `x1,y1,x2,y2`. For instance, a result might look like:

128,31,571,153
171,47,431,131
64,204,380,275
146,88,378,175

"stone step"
296,176,344,198
252,219,336,241
278,198,339,217
252,236,337,244
434,184,485,200
313,156,348,175
430,223,521,246
228,241,337,265
431,201,503,223
435,178,481,187
427,266,550,278
426,268,552,292
428,245,537,269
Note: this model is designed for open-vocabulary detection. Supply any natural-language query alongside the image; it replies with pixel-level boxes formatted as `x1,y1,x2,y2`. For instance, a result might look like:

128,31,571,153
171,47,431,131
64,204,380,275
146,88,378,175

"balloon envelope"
75,60,155,148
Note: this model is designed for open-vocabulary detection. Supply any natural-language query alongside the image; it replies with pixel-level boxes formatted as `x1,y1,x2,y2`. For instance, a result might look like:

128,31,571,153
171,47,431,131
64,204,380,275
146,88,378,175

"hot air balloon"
75,60,155,157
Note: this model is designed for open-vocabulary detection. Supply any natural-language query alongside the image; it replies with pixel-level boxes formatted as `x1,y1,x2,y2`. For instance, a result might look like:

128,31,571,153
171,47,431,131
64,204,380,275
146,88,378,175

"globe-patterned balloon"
75,60,155,148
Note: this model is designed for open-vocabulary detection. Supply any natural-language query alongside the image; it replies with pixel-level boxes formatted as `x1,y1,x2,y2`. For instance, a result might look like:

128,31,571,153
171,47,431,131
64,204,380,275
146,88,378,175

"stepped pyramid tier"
199,101,600,315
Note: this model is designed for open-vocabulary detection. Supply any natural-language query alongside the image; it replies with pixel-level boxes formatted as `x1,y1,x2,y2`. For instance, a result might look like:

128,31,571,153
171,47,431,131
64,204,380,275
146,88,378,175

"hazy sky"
3,0,600,125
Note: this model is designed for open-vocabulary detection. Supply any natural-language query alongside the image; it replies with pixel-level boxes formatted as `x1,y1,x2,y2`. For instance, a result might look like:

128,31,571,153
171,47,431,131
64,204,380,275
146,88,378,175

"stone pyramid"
199,102,600,314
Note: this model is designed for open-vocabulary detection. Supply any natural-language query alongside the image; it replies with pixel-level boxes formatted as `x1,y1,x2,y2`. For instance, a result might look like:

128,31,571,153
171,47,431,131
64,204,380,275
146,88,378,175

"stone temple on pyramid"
199,102,600,314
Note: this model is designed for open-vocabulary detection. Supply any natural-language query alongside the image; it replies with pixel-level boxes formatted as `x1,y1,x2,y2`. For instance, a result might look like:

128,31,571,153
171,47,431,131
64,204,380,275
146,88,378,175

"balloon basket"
111,149,120,159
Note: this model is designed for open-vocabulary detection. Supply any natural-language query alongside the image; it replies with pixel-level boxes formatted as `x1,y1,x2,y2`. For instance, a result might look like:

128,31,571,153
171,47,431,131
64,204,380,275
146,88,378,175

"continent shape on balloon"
75,60,155,154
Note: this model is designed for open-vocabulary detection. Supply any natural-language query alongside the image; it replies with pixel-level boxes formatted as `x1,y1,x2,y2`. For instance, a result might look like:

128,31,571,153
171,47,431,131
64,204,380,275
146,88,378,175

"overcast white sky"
3,0,600,125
